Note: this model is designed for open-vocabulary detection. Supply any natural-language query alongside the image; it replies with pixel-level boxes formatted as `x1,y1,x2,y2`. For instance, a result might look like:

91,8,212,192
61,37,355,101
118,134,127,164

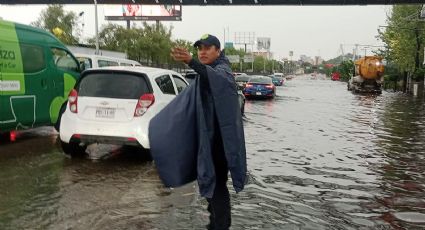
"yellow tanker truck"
347,56,385,94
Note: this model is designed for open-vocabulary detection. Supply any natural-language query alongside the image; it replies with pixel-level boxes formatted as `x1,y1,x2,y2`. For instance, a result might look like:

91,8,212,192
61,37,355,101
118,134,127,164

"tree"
94,23,127,51
338,60,355,81
325,53,355,65
142,22,173,66
173,39,196,55
378,5,425,81
32,5,80,45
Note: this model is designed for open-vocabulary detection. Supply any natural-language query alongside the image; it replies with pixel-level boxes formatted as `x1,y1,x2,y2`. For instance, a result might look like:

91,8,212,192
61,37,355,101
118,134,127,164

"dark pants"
206,129,231,230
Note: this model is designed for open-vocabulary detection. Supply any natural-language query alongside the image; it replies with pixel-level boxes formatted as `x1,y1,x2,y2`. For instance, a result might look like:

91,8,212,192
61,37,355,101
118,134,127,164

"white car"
59,66,189,157
75,53,142,69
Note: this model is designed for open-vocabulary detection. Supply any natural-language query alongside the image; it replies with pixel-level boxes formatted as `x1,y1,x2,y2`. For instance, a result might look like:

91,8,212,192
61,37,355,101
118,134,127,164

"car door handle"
41,79,48,89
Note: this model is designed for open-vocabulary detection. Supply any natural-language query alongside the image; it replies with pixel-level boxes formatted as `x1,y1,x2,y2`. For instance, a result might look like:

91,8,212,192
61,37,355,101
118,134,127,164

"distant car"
235,75,251,90
273,72,284,78
268,75,284,86
184,70,199,84
286,75,294,80
244,76,276,99
59,66,188,157
237,88,246,115
331,72,341,81
184,70,245,115
75,54,142,69
233,72,247,77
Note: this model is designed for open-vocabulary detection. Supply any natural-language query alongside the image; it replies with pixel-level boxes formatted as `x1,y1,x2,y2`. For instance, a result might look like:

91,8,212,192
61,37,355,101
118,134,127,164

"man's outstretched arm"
171,47,207,77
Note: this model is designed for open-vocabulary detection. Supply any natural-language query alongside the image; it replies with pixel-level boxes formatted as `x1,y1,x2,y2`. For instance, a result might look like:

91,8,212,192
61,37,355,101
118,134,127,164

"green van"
0,20,82,139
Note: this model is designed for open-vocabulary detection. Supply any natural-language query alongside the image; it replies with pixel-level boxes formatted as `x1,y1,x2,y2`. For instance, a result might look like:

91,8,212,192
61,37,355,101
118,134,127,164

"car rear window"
236,76,250,82
250,77,271,84
185,72,199,79
78,72,150,99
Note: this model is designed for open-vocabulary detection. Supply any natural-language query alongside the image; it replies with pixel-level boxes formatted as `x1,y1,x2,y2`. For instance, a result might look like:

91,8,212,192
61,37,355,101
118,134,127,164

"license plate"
256,92,262,95
96,108,115,118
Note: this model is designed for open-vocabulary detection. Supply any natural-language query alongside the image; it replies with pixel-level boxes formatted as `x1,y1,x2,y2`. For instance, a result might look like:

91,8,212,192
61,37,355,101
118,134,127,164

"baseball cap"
194,34,221,49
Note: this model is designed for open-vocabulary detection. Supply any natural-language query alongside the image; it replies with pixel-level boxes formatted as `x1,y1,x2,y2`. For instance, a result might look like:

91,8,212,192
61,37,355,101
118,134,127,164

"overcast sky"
0,4,391,60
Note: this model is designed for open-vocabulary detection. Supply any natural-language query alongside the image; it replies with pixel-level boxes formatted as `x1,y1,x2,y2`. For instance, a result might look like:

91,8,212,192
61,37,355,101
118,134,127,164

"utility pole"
351,44,358,60
94,0,99,55
223,28,226,48
156,20,160,31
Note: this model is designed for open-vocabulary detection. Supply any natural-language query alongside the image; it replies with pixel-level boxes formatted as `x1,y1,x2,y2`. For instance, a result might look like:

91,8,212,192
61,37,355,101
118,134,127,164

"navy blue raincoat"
149,53,247,198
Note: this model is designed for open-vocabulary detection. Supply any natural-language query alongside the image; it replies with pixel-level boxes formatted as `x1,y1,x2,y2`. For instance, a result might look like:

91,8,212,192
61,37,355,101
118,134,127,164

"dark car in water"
235,75,251,90
184,70,245,115
244,76,276,99
268,75,284,86
183,70,199,84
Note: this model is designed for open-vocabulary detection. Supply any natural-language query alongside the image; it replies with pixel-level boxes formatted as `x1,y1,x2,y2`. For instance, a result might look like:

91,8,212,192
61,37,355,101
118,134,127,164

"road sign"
225,42,234,49
227,55,240,64
243,55,254,63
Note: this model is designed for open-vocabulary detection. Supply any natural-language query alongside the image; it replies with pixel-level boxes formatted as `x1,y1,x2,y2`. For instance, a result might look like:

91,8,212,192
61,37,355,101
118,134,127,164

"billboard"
257,37,270,50
234,32,255,45
104,5,182,21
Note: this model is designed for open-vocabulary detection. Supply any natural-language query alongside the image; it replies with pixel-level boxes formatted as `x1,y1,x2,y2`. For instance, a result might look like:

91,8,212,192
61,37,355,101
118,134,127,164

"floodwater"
1,75,424,229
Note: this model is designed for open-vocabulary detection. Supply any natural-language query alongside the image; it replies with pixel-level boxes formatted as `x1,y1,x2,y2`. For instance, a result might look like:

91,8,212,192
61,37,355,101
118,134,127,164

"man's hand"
171,47,193,64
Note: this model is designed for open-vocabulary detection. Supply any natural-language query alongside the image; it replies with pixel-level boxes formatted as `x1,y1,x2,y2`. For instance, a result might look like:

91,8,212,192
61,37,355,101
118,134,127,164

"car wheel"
123,146,153,161
144,149,153,161
0,131,11,142
61,141,87,157
54,103,67,132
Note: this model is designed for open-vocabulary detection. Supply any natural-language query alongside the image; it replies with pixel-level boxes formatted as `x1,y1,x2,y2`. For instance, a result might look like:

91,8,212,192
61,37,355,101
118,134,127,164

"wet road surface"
1,75,425,229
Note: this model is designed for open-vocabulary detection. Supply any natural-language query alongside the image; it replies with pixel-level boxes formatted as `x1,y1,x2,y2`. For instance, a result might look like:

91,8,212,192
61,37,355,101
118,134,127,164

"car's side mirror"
79,61,86,72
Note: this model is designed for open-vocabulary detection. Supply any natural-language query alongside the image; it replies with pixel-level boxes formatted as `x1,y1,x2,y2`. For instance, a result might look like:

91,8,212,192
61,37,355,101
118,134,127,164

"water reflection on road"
1,75,424,229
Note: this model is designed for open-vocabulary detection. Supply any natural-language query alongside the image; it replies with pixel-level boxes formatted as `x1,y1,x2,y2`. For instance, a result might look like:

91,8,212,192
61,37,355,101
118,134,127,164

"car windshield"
78,72,150,99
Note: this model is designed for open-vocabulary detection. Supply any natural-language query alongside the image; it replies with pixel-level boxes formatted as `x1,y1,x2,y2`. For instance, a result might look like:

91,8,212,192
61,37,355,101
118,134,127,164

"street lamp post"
73,11,85,42
94,0,99,55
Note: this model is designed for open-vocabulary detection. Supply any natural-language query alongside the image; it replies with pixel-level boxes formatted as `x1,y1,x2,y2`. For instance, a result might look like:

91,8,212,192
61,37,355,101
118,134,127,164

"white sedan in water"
59,66,188,157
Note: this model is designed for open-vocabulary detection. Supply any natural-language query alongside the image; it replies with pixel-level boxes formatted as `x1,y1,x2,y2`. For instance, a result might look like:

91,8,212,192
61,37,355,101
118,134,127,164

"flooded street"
1,75,425,229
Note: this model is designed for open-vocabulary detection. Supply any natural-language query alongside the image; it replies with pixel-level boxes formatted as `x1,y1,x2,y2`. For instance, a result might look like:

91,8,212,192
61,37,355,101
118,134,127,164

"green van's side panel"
49,70,77,124
0,21,25,95
0,20,80,132
0,21,26,131
0,40,2,130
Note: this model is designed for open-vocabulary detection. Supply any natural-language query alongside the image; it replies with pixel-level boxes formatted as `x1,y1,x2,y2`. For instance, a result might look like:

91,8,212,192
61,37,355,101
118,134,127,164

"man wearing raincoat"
149,34,247,230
